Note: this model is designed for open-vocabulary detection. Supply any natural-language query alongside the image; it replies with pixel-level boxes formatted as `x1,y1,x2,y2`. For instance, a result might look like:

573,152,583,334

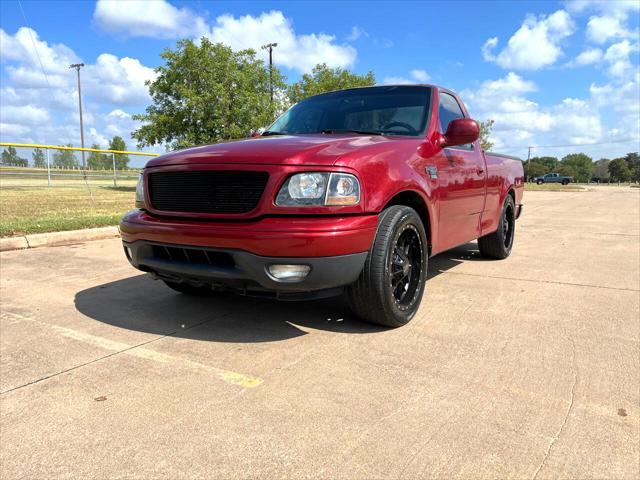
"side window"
438,92,472,149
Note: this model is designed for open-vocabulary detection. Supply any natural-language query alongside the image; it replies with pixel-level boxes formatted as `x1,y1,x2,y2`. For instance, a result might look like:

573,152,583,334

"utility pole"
261,43,278,107
69,63,86,169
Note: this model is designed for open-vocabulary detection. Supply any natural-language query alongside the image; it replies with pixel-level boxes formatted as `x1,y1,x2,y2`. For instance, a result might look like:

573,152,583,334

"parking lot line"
1,311,263,391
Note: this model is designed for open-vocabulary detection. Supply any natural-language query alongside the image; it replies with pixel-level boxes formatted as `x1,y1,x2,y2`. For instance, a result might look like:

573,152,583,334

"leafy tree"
87,144,110,170
1,146,28,167
608,158,632,182
133,38,284,150
592,158,610,182
524,160,547,180
53,145,78,168
109,136,129,169
623,152,639,181
530,156,559,172
561,153,593,182
32,148,46,168
287,63,375,104
557,163,578,179
478,120,494,151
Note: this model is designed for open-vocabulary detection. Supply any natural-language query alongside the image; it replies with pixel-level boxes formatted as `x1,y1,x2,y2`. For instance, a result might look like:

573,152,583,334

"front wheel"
478,195,516,260
561,179,569,185
345,206,428,327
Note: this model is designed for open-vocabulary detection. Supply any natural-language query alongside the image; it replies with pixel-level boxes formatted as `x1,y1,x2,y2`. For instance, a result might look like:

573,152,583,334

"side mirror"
441,118,480,148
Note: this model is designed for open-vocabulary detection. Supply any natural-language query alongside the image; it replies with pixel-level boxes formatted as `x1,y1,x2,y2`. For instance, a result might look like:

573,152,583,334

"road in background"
1,186,638,479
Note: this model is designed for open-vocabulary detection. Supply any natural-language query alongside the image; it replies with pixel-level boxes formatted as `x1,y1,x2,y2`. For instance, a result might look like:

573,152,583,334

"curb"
0,226,120,252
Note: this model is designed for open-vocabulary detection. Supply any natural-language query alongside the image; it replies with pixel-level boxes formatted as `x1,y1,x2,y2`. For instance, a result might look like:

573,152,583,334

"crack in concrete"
531,338,578,480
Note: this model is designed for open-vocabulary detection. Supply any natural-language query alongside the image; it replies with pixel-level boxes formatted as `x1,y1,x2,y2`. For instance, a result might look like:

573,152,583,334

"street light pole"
69,63,86,169
261,43,278,107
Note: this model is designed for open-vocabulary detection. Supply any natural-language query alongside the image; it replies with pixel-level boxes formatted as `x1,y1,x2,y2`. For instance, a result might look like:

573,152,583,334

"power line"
17,0,51,90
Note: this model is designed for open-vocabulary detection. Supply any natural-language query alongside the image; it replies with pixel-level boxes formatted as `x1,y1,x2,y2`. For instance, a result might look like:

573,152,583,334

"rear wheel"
536,179,543,185
478,195,515,260
163,280,213,296
562,179,569,185
345,205,428,327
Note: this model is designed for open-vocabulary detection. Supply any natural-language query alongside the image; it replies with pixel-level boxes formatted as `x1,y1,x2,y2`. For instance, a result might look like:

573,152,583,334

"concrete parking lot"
1,186,638,479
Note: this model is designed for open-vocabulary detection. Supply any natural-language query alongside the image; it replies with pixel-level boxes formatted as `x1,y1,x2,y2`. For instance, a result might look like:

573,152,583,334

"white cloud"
206,11,356,73
84,54,156,106
410,69,430,82
383,69,431,85
346,26,368,41
93,0,207,39
93,2,357,74
0,105,50,124
603,40,639,78
482,10,575,70
457,71,640,157
586,14,637,44
572,47,604,66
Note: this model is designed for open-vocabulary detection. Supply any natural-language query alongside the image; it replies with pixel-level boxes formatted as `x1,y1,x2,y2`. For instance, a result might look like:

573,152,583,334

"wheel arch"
382,190,433,255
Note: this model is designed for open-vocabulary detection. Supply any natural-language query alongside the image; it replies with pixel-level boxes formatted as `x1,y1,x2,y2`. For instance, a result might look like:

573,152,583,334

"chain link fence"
0,143,159,188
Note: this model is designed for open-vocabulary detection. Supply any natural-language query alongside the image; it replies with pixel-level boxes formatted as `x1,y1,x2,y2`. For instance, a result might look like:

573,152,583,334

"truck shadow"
74,242,485,343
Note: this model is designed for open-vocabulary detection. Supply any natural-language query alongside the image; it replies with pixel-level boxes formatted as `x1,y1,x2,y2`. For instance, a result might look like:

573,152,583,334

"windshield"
267,86,432,137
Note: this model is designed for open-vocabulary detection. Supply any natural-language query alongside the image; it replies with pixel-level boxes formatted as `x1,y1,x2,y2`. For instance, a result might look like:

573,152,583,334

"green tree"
478,120,494,151
287,63,375,104
524,160,548,180
133,38,284,150
1,146,28,167
531,156,559,172
561,153,593,182
557,163,578,179
608,158,632,182
623,152,639,181
592,158,610,182
32,148,46,168
87,144,110,170
53,145,78,169
109,136,129,169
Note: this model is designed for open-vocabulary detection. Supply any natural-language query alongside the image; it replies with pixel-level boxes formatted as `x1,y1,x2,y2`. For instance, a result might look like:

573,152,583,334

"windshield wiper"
261,130,286,136
320,129,384,136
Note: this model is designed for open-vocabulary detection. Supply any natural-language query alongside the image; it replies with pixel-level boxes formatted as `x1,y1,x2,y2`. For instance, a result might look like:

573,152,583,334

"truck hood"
145,134,394,168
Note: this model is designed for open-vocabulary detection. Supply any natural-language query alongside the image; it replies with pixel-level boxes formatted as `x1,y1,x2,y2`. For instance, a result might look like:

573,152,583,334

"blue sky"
1,0,638,166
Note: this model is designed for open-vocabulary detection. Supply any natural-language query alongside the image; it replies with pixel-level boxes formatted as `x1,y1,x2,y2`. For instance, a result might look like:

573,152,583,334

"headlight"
135,173,146,208
276,172,360,206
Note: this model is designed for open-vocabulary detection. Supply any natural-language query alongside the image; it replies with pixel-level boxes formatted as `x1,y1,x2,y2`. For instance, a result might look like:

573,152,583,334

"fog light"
267,264,311,282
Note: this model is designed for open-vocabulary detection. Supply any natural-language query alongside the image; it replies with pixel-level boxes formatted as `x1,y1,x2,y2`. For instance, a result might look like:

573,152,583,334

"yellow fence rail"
0,142,160,157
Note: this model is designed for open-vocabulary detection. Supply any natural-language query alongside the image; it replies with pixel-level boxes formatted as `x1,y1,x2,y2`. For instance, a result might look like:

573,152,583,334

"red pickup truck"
121,85,524,327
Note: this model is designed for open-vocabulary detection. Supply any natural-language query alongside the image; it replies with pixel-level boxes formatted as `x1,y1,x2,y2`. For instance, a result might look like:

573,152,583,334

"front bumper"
124,240,368,295
120,209,377,257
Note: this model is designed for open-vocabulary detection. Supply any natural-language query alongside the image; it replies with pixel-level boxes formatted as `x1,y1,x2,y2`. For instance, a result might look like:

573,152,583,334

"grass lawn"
524,183,585,191
0,186,136,237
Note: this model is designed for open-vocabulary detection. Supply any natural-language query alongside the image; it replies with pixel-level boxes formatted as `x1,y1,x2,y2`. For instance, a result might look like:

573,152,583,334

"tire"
163,280,213,296
345,205,428,327
536,179,543,185
478,195,516,260
562,179,569,185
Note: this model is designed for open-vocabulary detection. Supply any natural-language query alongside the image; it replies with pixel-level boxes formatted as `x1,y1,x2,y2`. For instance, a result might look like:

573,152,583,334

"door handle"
476,168,484,176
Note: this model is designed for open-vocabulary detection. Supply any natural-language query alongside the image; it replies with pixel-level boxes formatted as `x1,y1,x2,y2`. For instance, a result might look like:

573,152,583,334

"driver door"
433,92,487,251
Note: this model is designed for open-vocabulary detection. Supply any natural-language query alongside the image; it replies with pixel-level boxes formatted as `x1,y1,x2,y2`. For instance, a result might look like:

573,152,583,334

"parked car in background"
121,85,524,327
533,172,573,185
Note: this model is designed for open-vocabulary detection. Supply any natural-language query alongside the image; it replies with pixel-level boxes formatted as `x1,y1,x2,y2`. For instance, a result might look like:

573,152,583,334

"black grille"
148,171,268,214
152,245,235,268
